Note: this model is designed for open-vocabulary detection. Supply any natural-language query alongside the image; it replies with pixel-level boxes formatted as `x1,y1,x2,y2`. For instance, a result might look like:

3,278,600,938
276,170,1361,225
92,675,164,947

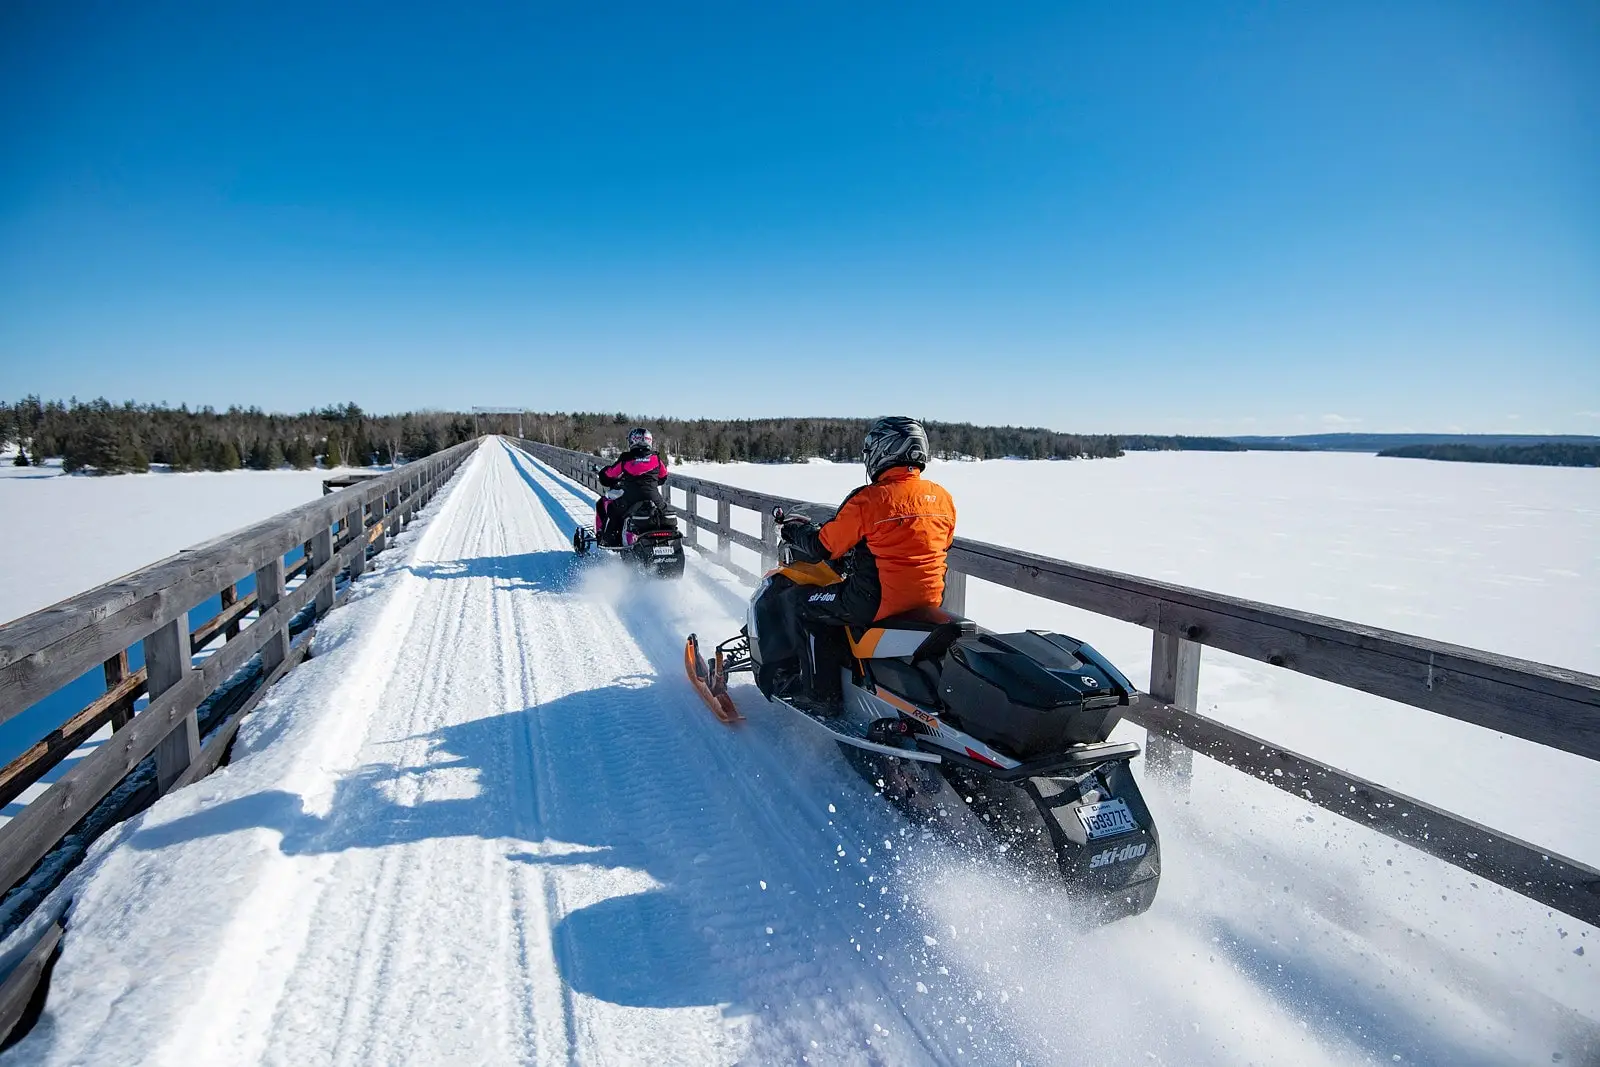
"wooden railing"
515,438,1600,928
0,439,478,1029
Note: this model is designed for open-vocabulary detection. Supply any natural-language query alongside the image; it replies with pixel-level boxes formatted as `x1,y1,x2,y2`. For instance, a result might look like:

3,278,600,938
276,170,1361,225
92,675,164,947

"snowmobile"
572,483,686,579
685,512,1160,921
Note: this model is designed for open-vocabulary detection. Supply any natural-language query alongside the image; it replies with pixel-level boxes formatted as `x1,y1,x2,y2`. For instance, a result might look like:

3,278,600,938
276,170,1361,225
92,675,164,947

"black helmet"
627,427,653,450
862,416,929,480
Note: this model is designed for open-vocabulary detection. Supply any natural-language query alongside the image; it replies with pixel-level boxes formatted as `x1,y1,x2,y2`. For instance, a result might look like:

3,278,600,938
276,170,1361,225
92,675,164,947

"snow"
677,452,1600,867
1,441,1595,1065
0,462,377,625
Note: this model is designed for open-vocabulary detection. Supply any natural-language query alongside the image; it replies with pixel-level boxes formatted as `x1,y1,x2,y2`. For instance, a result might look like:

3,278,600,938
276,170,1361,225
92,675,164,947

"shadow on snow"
126,680,747,1012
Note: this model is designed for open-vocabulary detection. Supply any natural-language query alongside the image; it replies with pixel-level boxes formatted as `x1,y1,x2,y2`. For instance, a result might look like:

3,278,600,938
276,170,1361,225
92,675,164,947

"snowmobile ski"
684,634,742,723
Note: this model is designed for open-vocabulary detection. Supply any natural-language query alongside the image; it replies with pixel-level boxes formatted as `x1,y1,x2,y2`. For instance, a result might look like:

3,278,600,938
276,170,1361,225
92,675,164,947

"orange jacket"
817,467,957,620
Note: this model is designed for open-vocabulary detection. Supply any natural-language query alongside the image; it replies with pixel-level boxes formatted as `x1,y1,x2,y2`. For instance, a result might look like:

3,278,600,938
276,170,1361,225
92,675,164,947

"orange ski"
685,634,743,723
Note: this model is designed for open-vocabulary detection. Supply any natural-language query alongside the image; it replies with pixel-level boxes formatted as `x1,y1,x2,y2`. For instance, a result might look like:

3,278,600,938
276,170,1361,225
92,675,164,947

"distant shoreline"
1375,442,1600,469
1228,432,1600,454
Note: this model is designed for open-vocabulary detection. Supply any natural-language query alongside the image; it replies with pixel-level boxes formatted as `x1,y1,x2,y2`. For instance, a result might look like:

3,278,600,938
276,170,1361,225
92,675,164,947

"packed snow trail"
4,439,1594,1066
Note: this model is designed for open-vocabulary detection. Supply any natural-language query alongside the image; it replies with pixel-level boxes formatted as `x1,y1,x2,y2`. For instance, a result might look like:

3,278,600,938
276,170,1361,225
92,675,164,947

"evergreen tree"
121,440,151,473
288,437,315,469
323,434,344,468
12,448,27,467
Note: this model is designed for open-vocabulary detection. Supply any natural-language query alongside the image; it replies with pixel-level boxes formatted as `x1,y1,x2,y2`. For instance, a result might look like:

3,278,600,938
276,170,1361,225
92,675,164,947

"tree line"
1378,443,1600,468
518,413,1243,462
1,398,476,474
517,413,1128,462
0,398,1247,474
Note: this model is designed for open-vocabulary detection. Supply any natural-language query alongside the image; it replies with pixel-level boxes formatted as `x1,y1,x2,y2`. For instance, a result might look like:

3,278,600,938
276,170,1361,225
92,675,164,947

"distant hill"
1228,433,1600,453
1118,435,1246,452
1378,443,1600,468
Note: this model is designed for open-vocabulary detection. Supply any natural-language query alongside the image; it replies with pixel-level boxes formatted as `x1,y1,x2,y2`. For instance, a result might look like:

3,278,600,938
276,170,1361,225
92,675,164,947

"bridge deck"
11,441,1596,1065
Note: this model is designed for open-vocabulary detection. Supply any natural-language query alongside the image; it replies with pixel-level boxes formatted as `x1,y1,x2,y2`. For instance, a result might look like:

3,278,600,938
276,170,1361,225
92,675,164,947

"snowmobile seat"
846,608,976,663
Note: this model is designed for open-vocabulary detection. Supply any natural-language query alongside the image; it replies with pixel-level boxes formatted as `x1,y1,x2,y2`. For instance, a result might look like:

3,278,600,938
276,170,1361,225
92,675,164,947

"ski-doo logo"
1080,676,1100,688
1089,842,1148,869
808,591,837,603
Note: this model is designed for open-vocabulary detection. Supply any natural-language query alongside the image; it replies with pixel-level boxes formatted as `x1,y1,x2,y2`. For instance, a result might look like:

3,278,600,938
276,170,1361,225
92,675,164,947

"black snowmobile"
686,515,1160,921
572,475,686,579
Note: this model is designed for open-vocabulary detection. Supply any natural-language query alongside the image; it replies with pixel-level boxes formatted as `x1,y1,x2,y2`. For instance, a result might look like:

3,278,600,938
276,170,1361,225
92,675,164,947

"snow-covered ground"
677,452,1600,868
0,461,382,625
3,440,1593,1066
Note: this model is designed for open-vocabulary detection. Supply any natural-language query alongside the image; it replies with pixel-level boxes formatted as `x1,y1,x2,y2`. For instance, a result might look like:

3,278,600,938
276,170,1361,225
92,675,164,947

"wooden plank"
254,557,288,675
195,551,330,693
0,669,146,810
103,652,133,731
685,542,761,585
684,510,763,552
346,504,366,579
146,615,198,794
310,526,334,617
190,590,256,652
945,539,1600,760
760,509,777,570
1146,629,1201,778
684,491,698,549
716,498,732,565
1125,697,1600,928
372,494,389,553
0,921,61,1048
0,670,205,896
218,585,240,640
940,568,967,616
172,640,310,792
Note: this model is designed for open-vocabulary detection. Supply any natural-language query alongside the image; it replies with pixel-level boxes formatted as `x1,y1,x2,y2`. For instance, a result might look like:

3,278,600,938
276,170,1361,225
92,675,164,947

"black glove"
779,515,815,544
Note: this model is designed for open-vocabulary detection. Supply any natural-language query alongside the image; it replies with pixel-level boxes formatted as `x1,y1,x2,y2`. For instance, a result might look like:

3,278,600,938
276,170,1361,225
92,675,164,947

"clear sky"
1,2,1596,434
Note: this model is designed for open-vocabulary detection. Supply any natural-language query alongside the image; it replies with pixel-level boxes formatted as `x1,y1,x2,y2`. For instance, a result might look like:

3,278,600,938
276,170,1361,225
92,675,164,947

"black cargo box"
938,631,1129,759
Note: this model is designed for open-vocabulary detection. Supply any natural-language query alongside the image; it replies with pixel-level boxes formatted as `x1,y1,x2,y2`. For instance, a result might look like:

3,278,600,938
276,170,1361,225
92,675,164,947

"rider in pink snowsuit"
596,428,669,545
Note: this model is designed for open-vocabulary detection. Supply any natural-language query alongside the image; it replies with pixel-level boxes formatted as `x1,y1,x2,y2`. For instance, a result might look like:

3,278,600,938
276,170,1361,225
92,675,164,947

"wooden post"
347,505,366,579
311,525,334,616
1147,628,1201,783
716,497,732,566
760,508,778,570
371,494,388,554
103,651,134,731
684,491,698,549
254,556,288,675
146,614,198,794
219,584,241,640
941,568,968,616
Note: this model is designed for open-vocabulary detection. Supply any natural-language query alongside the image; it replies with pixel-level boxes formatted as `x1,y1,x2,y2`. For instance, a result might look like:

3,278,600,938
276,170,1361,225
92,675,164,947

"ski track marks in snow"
3,439,1595,1067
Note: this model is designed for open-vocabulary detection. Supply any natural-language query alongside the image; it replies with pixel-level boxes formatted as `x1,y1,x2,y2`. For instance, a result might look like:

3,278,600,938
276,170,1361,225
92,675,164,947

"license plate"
1076,798,1137,840
653,546,677,557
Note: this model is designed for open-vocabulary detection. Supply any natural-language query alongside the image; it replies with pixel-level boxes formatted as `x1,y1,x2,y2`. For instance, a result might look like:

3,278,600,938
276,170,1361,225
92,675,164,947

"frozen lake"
0,462,363,625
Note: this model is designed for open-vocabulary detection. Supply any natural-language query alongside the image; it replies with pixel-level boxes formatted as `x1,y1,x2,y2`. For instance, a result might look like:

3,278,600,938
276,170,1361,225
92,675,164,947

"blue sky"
1,1,1596,434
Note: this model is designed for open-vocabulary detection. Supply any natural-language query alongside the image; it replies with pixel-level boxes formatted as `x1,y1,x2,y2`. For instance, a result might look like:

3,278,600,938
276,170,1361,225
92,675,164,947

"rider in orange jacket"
776,416,956,707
